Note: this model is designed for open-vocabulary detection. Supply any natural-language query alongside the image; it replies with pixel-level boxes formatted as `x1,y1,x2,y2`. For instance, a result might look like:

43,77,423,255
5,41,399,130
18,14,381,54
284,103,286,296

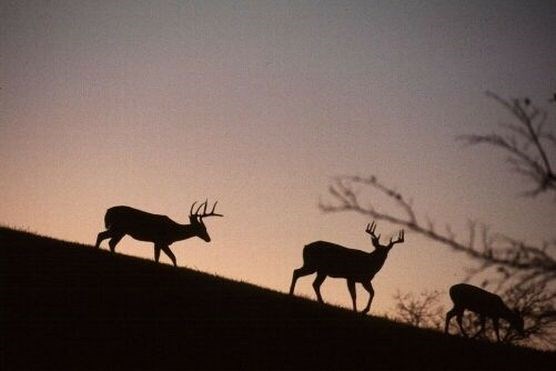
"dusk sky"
1,0,555,315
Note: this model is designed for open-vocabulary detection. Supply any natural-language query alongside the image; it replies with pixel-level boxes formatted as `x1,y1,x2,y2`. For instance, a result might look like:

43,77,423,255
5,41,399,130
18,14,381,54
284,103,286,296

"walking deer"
289,221,404,314
95,200,223,267
445,283,524,341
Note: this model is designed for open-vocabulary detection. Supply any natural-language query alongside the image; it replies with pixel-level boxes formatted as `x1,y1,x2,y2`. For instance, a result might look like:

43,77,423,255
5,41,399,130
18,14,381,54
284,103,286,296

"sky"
1,0,555,315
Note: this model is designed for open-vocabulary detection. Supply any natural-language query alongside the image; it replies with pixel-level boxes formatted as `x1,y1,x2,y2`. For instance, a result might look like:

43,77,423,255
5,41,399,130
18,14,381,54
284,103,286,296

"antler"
365,221,381,241
366,221,404,249
389,230,405,246
190,200,223,221
190,201,199,216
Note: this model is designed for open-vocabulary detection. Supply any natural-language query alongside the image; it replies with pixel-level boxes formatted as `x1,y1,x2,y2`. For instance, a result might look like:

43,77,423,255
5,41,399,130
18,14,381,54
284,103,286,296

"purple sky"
1,0,555,314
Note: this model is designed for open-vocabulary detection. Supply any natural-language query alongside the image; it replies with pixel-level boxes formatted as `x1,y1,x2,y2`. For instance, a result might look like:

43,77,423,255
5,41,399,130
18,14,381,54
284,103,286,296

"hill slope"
1,227,554,370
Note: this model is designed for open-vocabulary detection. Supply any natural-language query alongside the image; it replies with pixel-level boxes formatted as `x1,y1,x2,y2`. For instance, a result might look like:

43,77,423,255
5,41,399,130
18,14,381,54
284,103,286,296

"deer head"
189,200,223,242
365,221,404,251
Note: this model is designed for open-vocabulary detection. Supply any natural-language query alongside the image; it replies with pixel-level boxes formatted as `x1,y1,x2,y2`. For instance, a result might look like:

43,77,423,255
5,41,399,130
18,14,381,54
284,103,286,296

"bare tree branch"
393,290,445,330
458,92,556,196
500,282,556,349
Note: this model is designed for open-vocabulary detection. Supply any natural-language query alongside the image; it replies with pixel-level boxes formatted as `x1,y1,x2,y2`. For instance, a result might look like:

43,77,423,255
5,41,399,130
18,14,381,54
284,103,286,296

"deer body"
289,222,404,314
445,283,524,341
104,206,198,244
95,201,222,267
301,242,388,281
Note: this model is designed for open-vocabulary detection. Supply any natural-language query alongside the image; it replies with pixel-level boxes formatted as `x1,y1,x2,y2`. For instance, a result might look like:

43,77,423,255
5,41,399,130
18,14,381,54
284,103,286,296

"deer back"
303,241,373,278
105,206,182,243
450,283,511,318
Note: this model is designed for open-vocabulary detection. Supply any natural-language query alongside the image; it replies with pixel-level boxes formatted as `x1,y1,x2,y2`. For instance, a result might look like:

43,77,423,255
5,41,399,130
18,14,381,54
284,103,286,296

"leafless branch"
458,92,556,197
393,290,445,330
499,282,556,349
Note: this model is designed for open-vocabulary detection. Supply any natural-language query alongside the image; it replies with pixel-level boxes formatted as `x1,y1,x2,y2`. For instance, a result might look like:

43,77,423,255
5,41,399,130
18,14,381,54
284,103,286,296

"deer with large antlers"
95,200,223,267
289,221,404,314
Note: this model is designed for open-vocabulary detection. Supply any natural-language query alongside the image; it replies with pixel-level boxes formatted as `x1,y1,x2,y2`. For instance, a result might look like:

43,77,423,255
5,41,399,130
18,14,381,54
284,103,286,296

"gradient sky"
1,0,555,315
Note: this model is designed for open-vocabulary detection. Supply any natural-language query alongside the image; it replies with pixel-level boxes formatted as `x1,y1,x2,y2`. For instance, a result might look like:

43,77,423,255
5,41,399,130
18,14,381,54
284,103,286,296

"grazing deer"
289,221,404,314
445,283,524,341
94,200,223,267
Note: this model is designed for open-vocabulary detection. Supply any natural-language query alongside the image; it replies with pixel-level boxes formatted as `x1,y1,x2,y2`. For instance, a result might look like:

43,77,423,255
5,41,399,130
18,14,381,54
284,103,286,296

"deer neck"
171,223,199,242
368,249,389,272
499,304,515,320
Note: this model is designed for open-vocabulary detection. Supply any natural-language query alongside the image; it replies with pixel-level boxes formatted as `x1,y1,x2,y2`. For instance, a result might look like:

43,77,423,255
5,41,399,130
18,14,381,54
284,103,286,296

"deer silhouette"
289,221,404,314
95,200,223,267
445,283,524,341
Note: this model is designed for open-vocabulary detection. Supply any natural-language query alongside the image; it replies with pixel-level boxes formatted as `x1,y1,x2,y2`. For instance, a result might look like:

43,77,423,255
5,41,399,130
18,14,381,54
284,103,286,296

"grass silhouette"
1,226,554,370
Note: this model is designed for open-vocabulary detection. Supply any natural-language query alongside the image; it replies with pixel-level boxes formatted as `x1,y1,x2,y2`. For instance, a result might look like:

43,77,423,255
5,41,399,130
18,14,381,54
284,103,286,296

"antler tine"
199,200,224,219
390,229,405,246
365,221,372,233
190,201,198,216
365,221,380,241
194,200,207,216
209,201,218,214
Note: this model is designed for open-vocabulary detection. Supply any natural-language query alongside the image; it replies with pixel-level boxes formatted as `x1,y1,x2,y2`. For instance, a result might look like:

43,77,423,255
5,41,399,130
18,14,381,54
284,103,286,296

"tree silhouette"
392,290,445,330
320,92,556,349
459,92,556,197
501,282,556,348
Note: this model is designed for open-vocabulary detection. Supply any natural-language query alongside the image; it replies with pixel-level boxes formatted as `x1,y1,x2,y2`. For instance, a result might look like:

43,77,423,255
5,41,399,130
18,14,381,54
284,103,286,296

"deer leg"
347,280,357,311
108,233,124,253
154,245,161,262
95,230,112,249
445,307,458,334
160,245,177,267
473,315,486,339
360,281,374,314
493,317,501,342
456,311,468,337
312,273,326,304
289,266,316,295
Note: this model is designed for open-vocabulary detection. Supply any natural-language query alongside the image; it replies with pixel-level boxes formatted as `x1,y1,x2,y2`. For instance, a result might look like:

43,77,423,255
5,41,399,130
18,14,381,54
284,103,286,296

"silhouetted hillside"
1,227,554,370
